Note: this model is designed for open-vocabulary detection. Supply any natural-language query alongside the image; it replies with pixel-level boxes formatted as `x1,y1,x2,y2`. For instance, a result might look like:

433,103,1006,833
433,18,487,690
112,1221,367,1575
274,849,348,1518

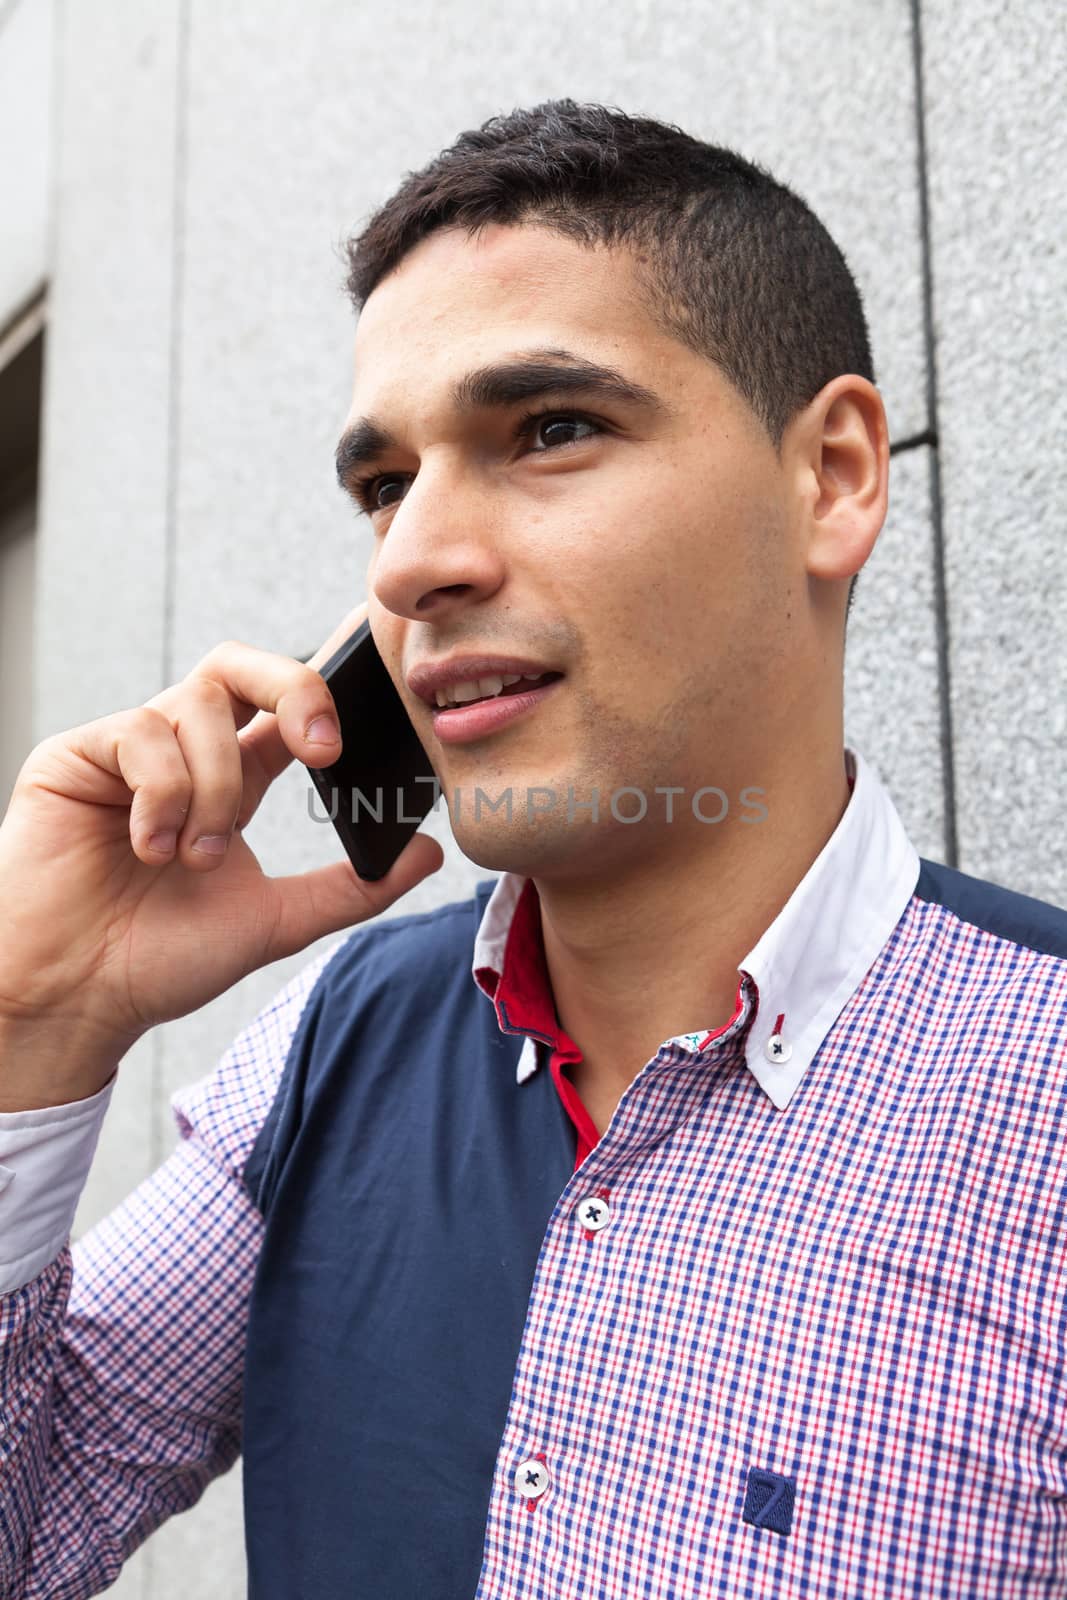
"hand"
0,602,444,1063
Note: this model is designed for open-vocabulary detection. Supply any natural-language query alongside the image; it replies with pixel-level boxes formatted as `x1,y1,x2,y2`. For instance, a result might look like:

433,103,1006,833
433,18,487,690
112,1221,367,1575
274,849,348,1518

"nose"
369,470,506,623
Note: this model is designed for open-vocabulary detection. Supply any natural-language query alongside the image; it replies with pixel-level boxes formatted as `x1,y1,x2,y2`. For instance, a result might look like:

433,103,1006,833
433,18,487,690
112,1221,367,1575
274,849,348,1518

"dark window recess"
0,299,44,520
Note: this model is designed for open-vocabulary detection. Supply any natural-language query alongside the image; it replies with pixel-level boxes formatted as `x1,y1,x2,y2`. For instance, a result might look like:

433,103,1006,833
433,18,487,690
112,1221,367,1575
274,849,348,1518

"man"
0,98,1064,1599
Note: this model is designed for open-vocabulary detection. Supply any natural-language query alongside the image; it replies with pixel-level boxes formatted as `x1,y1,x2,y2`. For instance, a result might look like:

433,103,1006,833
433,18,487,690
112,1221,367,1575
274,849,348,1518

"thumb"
262,831,446,963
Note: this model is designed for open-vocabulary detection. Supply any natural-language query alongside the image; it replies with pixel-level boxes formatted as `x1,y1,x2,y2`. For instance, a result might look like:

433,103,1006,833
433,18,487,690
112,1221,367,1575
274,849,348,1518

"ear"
788,374,889,584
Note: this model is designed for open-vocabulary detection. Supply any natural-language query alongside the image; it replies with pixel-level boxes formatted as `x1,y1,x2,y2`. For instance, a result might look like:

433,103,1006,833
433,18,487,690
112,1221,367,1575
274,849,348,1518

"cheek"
536,488,723,643
365,542,381,591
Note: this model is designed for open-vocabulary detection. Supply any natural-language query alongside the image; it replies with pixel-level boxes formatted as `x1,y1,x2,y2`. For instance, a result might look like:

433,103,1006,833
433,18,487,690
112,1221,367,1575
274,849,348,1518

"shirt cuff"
0,1071,118,1295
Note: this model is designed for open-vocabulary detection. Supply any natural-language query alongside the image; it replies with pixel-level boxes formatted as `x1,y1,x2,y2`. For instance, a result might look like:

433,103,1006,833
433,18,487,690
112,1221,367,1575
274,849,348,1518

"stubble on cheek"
545,671,699,808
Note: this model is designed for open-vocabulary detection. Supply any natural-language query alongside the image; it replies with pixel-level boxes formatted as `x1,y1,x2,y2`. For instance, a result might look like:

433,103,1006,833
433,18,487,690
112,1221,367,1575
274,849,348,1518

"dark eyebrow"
334,347,674,496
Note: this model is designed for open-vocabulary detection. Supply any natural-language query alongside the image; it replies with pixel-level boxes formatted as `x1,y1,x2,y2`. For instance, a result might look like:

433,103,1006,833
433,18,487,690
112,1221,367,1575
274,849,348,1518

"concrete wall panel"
35,1,184,730
922,1,1066,904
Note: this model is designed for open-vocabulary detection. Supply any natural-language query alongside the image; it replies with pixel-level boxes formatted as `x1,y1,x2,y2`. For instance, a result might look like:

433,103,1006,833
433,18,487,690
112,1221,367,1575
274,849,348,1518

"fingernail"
193,835,229,855
148,830,176,853
306,715,340,745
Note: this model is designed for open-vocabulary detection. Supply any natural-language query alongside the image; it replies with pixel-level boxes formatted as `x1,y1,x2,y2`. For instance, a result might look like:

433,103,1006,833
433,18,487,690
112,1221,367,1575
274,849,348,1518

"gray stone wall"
1,0,1062,1593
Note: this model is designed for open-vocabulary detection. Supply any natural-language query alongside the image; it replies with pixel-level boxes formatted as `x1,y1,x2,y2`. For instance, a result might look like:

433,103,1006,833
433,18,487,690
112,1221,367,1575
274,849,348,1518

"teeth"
435,675,505,707
434,670,550,708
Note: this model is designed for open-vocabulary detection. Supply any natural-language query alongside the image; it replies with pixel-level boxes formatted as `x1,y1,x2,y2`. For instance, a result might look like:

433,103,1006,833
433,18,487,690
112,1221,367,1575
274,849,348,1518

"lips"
429,674,565,745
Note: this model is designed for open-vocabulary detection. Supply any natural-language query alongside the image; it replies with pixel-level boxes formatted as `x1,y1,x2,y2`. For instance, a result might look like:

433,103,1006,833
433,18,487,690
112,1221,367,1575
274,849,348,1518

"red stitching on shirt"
696,974,749,1052
773,1012,785,1036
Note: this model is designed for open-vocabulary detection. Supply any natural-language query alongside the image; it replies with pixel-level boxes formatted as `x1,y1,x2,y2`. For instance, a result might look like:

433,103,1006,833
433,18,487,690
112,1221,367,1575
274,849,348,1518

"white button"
764,1033,793,1063
577,1195,611,1231
515,1457,551,1498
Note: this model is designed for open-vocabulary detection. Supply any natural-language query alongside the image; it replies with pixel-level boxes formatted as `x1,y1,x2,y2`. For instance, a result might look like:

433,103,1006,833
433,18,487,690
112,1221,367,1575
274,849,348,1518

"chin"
449,813,629,882
451,822,571,879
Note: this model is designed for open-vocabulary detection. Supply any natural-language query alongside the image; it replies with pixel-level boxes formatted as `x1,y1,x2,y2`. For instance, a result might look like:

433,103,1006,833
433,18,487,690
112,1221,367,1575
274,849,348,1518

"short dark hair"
343,98,874,615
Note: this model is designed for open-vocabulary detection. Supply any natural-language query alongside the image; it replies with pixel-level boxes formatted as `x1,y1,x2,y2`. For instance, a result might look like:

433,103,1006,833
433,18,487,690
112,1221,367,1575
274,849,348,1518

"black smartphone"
305,619,439,881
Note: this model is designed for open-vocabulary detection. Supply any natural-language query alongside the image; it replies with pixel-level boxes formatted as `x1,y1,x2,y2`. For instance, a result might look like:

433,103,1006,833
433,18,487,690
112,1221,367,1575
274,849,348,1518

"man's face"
339,221,804,878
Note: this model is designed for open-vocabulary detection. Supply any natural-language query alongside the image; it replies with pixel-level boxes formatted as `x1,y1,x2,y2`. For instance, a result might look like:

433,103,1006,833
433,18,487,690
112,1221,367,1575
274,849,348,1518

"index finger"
235,600,370,822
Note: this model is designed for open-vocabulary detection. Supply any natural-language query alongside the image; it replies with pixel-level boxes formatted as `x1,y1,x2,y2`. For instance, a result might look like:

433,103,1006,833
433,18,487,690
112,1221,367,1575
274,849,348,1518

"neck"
534,739,852,1133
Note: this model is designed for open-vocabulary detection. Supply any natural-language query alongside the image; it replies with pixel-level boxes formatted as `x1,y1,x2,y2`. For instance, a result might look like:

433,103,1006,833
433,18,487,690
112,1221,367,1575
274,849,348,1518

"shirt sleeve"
0,1073,119,1295
0,936,348,1600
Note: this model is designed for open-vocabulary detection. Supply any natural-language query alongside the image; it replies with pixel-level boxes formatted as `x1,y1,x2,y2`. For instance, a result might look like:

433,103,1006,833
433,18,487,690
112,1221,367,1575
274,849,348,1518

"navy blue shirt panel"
915,857,1067,958
240,881,578,1599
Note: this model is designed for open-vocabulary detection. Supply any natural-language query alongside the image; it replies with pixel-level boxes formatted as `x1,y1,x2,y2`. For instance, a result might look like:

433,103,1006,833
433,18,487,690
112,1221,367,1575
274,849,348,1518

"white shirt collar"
471,747,920,1110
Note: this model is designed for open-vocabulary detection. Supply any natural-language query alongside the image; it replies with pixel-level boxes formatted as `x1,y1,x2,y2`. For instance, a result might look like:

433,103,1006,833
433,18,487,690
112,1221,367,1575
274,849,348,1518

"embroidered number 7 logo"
741,1467,796,1536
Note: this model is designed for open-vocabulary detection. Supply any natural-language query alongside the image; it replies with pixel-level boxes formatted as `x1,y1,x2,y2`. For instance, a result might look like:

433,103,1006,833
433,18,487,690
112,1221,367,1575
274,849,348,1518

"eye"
520,409,601,453
349,408,604,519
353,472,407,516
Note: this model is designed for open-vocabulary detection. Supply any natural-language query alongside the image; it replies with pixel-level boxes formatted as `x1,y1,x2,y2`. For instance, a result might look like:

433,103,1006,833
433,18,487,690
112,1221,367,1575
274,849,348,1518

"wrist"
0,1013,132,1112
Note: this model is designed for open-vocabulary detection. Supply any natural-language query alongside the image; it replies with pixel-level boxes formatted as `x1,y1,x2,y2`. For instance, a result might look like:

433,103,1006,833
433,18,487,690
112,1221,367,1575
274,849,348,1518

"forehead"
350,222,670,396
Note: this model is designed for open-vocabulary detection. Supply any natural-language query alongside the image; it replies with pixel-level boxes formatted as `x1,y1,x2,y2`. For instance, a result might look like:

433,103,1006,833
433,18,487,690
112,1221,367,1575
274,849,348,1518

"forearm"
0,1141,257,1599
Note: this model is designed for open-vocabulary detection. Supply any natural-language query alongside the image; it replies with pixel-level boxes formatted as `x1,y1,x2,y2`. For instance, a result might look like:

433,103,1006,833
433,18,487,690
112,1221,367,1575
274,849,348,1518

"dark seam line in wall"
889,429,938,455
910,0,959,870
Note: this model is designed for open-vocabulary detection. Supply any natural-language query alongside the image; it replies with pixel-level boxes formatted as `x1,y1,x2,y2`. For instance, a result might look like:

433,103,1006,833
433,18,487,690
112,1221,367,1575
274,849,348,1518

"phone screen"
305,619,439,881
